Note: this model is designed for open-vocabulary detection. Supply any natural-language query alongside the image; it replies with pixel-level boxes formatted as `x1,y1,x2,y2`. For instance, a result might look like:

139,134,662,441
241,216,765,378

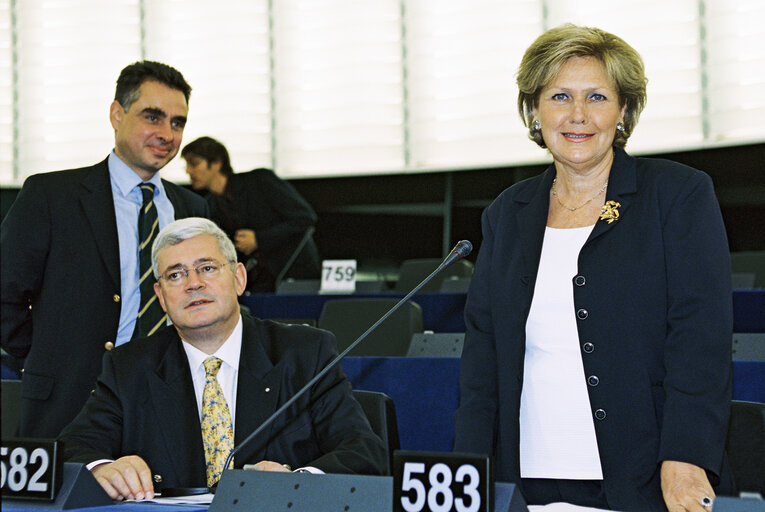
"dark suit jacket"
59,314,387,488
453,148,733,511
210,169,321,284
0,157,209,438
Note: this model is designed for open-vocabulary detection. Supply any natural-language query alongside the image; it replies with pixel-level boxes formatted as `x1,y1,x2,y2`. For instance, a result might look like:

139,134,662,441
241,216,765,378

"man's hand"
234,229,257,255
249,460,292,472
91,455,154,501
661,460,714,512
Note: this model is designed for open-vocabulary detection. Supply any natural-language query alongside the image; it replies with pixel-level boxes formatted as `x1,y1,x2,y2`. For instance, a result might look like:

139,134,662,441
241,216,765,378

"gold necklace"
551,177,608,212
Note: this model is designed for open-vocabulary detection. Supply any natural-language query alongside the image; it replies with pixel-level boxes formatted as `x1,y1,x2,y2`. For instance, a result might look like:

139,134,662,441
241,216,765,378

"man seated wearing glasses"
59,217,386,500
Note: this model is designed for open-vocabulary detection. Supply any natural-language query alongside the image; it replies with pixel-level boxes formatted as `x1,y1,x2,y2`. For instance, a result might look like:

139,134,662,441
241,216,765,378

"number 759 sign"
320,259,357,294
393,451,493,512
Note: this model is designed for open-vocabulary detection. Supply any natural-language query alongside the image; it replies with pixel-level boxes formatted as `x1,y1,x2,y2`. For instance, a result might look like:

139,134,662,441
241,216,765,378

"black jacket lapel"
515,166,555,287
587,148,637,245
148,331,206,486
233,315,283,466
79,158,120,289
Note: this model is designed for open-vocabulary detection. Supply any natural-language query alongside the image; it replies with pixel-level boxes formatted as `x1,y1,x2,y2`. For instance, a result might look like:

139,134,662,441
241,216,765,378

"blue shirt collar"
108,150,164,198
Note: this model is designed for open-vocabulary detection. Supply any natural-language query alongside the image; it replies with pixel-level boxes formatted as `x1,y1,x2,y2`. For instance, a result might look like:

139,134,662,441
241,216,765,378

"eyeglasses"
159,260,233,286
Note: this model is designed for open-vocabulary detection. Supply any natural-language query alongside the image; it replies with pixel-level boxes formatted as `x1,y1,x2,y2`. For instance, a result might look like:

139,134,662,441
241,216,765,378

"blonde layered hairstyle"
517,24,647,149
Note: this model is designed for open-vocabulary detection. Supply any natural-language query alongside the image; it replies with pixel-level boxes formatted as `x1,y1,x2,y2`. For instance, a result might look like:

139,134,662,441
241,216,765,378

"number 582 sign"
1,439,63,501
393,451,493,512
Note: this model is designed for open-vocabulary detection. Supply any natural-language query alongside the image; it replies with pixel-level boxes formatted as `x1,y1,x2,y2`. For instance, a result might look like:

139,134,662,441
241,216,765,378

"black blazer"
0,158,209,438
59,314,387,488
453,149,733,511
209,169,321,281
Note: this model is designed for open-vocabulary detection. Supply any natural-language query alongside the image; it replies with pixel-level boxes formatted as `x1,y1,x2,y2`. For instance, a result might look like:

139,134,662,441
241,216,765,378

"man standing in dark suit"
59,217,386,500
181,136,321,293
0,61,209,439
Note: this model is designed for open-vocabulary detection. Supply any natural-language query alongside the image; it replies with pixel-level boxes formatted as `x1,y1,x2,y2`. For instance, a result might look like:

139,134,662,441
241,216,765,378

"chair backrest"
731,250,765,289
393,258,474,293
352,390,400,476
271,318,317,327
354,280,386,294
726,400,765,494
318,299,423,356
1,379,22,438
439,277,471,293
276,279,321,294
407,333,465,357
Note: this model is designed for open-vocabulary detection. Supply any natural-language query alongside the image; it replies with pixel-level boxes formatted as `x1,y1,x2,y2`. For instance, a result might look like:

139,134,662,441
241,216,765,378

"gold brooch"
599,200,621,224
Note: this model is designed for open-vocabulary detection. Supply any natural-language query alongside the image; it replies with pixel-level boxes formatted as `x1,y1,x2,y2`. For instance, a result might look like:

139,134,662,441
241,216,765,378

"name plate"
1,439,63,501
320,259,357,294
393,451,493,512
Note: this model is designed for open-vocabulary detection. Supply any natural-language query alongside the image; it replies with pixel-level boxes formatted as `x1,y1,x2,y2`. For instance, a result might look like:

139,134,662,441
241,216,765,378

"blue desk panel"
242,290,764,334
732,290,765,332
342,357,765,454
1,503,205,512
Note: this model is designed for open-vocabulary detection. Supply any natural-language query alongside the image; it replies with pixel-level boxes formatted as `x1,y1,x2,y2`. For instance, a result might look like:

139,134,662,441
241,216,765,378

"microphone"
221,240,473,473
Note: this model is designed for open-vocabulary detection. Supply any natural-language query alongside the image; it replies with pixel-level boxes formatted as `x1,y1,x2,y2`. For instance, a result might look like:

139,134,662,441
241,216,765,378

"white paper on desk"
529,503,613,512
140,493,215,505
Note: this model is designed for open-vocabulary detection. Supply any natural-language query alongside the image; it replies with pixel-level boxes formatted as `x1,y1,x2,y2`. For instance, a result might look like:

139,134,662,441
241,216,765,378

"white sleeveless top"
519,225,603,479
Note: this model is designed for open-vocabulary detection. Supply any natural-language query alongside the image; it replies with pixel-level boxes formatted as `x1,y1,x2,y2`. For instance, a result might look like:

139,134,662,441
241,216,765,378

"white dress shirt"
520,225,603,479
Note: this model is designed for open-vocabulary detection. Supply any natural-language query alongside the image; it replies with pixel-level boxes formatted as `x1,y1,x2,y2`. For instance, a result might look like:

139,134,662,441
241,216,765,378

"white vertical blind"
404,0,547,168
704,0,765,144
1,1,763,185
271,0,405,177
0,0,12,184
142,0,272,182
13,0,140,179
545,0,705,153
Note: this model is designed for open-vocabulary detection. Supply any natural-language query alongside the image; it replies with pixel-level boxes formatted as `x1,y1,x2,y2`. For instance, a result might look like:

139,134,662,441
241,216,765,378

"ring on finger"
700,496,713,508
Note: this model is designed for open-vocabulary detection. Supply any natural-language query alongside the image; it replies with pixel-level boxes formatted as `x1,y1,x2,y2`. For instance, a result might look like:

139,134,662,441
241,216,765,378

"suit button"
104,341,114,351
113,294,120,303
574,275,586,286
577,309,588,320
582,342,594,353
594,409,606,420
153,474,163,483
587,375,600,386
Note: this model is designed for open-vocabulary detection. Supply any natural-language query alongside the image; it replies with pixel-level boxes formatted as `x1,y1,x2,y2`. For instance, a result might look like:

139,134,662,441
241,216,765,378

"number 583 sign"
393,451,493,512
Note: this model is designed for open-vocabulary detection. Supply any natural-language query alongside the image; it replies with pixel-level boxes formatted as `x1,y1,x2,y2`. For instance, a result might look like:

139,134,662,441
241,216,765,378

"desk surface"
241,290,765,334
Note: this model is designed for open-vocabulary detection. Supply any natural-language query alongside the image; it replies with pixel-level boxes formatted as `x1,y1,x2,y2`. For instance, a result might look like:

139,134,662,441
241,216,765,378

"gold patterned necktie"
201,357,234,487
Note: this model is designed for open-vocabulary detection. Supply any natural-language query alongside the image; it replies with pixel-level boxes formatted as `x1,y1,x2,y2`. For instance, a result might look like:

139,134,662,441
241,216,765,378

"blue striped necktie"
133,183,166,338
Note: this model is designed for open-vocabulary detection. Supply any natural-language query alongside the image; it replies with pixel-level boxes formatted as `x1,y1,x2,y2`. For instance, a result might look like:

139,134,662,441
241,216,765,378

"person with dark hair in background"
1,60,209,439
60,218,385,500
182,136,320,293
453,25,733,511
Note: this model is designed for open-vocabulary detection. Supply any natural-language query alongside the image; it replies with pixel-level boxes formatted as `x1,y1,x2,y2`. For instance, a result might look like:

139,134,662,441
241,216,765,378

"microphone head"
452,240,473,259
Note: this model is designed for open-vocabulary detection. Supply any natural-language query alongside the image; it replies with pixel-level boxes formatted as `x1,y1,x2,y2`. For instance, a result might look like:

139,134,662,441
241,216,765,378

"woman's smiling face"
533,56,625,174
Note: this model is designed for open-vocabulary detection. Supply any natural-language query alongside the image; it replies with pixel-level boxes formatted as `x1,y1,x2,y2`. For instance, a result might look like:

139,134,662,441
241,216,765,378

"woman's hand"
661,460,714,511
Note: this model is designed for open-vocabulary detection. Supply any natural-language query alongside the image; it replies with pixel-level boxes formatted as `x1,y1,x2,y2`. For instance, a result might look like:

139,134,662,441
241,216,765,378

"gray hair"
151,217,237,278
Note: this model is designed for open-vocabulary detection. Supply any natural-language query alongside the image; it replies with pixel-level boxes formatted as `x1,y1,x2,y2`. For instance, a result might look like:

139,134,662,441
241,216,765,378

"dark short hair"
517,24,647,149
181,136,234,177
114,60,192,111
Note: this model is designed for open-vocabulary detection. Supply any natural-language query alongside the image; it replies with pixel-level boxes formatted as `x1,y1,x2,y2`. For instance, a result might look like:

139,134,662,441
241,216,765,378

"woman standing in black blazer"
453,24,732,511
